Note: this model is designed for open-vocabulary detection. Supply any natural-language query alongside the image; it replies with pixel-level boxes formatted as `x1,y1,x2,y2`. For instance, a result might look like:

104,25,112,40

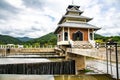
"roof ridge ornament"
72,0,74,4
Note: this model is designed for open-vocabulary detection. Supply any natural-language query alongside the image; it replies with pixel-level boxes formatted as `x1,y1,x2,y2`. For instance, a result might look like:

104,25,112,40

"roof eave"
58,25,101,30
94,27,101,31
86,18,93,22
58,16,65,24
54,27,62,34
66,9,84,14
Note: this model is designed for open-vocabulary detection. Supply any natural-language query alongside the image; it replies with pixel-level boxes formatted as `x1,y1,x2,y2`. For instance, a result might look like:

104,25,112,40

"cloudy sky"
0,0,120,38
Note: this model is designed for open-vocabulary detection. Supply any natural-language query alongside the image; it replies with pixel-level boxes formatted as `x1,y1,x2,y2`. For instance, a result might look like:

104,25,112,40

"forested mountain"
94,34,120,43
0,35,22,44
17,37,33,42
0,33,120,45
25,32,57,46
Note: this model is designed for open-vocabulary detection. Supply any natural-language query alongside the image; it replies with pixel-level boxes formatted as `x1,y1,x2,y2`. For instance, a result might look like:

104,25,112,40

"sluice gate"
0,60,75,74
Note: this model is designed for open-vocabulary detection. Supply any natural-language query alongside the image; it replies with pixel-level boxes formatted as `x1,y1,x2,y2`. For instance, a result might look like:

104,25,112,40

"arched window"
90,33,93,40
73,31,83,41
64,32,68,41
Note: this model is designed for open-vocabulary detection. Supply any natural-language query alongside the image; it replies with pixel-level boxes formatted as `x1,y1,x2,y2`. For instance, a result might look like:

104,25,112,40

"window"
64,32,68,41
90,33,93,40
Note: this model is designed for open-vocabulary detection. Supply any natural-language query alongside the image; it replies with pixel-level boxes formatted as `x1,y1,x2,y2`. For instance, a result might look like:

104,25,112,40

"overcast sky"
0,0,120,38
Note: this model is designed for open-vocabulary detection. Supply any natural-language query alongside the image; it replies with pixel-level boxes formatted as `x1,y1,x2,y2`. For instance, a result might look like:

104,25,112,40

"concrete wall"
0,48,55,56
0,49,6,56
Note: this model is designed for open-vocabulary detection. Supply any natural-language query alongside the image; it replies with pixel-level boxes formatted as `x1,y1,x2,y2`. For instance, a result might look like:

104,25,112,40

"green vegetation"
84,69,94,73
94,34,120,44
0,35,22,44
24,32,57,47
17,37,33,42
0,33,120,46
78,69,94,74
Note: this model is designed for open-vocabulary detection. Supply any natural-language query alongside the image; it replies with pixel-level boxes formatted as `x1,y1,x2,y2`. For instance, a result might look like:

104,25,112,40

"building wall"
69,28,88,41
57,27,94,42
58,30,63,41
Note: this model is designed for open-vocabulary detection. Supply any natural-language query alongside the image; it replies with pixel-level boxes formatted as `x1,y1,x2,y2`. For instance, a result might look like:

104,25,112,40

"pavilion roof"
66,9,83,14
54,22,101,33
58,15,92,24
67,5,80,9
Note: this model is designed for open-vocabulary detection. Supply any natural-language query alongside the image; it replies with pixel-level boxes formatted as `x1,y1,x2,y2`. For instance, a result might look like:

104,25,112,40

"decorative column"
88,29,90,40
57,34,59,42
63,27,65,41
68,27,70,41
92,29,94,40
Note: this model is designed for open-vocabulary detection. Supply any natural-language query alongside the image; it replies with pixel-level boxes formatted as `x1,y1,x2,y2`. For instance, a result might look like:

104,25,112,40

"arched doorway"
73,31,83,41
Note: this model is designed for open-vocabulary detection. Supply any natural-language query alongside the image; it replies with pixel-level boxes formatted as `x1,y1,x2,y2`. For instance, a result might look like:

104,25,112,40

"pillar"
68,27,70,40
63,27,64,41
92,29,94,40
67,53,86,73
88,29,90,40
57,34,59,42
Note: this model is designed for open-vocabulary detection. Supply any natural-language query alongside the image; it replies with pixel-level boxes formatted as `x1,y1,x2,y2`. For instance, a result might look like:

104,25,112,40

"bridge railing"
95,42,120,48
0,45,56,49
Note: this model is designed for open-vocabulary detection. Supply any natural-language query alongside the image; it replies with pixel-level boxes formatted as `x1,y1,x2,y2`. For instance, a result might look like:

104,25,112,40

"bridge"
67,47,120,62
55,42,120,75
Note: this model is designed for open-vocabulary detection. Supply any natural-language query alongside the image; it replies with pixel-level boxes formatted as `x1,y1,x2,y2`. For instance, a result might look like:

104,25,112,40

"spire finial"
72,0,74,4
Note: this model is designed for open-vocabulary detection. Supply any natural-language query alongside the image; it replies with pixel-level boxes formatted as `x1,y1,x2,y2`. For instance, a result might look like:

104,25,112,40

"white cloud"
0,0,120,38
5,0,25,9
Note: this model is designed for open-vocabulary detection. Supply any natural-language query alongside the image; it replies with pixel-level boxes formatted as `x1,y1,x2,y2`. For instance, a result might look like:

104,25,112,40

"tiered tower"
54,5,100,48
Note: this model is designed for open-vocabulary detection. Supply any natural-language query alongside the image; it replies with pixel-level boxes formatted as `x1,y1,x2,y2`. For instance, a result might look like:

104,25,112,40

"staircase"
72,41,93,49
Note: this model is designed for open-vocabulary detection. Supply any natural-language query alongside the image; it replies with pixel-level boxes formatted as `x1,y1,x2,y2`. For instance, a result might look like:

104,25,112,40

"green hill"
94,34,104,40
25,33,120,46
94,34,120,43
25,32,57,46
0,33,119,46
0,35,22,44
17,37,33,42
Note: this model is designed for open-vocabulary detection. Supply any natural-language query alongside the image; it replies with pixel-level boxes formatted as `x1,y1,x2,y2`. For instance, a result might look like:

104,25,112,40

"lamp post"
106,42,119,80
